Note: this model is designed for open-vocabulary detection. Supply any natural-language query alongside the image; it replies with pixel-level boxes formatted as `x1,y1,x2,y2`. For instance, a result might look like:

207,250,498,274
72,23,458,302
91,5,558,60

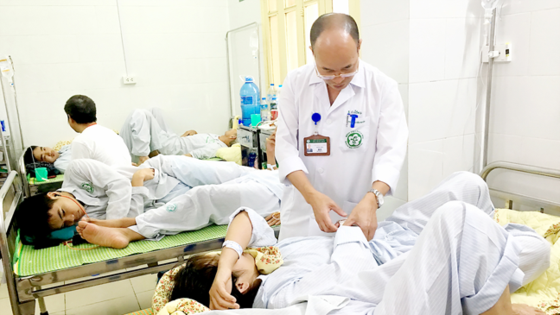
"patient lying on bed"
24,144,72,173
168,172,549,315
119,108,238,164
16,152,283,249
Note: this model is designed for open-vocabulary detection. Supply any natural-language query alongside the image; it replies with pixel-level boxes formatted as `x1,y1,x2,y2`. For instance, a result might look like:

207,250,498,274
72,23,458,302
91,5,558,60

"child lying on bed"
24,144,72,173
167,172,549,315
119,108,238,165
16,152,282,249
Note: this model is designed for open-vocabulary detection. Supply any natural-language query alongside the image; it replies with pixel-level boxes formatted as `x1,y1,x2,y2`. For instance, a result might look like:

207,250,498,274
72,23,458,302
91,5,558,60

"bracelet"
267,164,278,170
222,240,243,258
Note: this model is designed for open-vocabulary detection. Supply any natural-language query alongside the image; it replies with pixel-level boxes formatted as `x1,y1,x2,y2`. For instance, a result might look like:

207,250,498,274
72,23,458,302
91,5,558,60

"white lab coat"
119,108,226,160
71,124,132,167
276,60,408,240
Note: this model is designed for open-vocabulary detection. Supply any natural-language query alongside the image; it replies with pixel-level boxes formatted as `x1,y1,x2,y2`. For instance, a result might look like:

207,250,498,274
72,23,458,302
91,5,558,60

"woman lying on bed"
16,140,282,249
169,172,549,315
23,144,72,173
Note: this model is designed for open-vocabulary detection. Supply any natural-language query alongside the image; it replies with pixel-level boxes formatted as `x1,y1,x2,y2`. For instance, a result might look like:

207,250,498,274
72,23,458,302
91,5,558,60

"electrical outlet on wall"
122,75,137,85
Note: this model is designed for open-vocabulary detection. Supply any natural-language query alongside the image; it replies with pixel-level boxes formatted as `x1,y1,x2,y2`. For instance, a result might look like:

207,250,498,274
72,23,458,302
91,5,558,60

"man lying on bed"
16,137,282,249
24,143,72,173
168,172,549,315
119,108,238,165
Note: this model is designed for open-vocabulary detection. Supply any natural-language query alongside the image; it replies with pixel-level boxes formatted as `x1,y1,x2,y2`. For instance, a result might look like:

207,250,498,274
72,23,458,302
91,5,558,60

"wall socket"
122,75,137,85
481,43,512,63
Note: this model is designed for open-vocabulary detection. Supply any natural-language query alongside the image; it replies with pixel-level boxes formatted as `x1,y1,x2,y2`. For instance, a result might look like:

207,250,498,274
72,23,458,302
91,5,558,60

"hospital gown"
53,144,71,173
59,155,282,239
119,108,226,161
230,172,550,314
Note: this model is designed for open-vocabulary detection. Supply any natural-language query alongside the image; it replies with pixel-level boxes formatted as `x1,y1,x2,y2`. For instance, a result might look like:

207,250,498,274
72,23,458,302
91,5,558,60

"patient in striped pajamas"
171,172,549,315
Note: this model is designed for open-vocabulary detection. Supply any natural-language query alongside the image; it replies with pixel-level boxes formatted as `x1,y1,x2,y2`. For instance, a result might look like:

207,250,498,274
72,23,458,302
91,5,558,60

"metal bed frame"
1,160,557,314
1,169,280,315
481,161,560,214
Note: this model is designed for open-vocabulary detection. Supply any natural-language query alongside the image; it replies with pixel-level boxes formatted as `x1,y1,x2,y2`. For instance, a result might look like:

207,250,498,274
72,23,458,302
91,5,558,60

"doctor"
276,13,408,241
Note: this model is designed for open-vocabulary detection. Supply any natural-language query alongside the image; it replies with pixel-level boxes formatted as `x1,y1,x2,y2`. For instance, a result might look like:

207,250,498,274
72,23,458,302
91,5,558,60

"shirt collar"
308,59,365,88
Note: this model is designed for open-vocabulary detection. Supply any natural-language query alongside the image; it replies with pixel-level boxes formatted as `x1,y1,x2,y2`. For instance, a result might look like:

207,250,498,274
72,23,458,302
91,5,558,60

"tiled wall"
361,0,485,209
0,0,231,147
487,1,560,204
360,0,410,218
407,0,483,200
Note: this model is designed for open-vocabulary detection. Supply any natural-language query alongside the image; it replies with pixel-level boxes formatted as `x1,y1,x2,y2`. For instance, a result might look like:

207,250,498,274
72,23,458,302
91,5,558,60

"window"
261,0,361,87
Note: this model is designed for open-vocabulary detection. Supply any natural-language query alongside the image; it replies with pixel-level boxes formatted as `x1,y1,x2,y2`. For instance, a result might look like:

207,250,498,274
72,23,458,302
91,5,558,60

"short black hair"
171,254,260,309
23,146,38,165
16,193,57,247
310,13,359,48
64,95,97,124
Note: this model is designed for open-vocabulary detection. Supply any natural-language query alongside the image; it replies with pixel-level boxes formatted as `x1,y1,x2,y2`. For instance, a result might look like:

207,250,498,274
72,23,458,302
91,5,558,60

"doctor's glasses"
315,63,359,81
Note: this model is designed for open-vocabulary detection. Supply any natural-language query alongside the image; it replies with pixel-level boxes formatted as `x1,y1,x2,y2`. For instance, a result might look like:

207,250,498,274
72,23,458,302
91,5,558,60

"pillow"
152,266,209,314
216,143,242,165
53,140,73,151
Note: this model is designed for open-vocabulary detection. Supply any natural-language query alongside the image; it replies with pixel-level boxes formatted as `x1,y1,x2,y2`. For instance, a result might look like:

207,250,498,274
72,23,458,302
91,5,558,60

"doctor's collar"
308,59,365,88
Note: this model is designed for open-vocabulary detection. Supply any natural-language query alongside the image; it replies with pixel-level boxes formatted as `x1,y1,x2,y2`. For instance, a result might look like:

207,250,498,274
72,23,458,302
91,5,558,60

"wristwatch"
367,189,384,209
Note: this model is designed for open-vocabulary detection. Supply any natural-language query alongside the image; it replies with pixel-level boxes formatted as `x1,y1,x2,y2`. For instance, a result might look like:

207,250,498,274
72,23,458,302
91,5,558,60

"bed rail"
481,161,560,213
0,171,26,315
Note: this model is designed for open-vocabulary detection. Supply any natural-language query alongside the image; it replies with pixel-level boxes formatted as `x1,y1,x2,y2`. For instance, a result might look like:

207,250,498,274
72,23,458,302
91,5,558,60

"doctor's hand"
345,194,378,241
308,191,347,233
209,267,238,310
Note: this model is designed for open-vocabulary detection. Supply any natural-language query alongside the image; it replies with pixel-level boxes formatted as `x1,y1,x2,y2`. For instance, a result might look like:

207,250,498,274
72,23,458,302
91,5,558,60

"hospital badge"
345,131,363,149
81,182,94,194
166,204,177,212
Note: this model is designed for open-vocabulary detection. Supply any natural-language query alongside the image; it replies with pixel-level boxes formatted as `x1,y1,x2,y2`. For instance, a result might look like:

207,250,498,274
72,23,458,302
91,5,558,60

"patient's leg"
145,155,254,187
372,201,548,315
134,180,280,239
77,221,145,249
385,171,494,235
81,217,136,228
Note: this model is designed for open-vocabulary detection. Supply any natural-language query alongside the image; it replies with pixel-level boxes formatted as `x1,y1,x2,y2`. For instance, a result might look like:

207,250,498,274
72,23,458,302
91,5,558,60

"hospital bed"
0,169,279,315
2,161,558,315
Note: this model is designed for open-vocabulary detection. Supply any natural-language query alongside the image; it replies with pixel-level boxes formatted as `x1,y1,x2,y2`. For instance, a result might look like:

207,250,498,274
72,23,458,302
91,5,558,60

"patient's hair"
64,95,97,124
310,13,359,48
16,193,56,246
171,254,260,309
23,146,38,165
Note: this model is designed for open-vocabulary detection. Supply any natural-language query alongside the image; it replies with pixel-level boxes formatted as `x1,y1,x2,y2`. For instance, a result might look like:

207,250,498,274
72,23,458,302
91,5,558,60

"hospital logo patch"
345,131,364,149
80,182,94,194
166,203,177,212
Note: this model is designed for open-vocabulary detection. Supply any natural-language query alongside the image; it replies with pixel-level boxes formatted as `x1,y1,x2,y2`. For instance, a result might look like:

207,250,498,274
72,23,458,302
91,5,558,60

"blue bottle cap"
312,113,321,125
270,83,274,86
279,85,282,88
246,77,253,82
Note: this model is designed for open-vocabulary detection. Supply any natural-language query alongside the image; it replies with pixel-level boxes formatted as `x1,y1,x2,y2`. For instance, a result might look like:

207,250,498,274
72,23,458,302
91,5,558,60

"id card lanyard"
303,113,331,156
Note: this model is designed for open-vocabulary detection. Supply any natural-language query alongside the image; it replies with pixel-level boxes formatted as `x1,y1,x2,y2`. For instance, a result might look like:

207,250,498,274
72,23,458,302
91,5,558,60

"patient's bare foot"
78,221,133,249
81,217,136,228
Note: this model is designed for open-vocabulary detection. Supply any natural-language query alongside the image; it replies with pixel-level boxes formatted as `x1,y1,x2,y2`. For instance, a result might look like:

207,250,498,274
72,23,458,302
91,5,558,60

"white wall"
407,0,483,200
487,1,560,204
0,0,231,148
360,0,484,213
360,0,410,219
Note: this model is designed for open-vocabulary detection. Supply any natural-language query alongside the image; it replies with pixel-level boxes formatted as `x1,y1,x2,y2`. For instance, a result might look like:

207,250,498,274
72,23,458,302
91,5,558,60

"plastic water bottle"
266,83,276,103
260,97,270,122
270,97,278,120
248,151,257,167
240,77,260,127
276,85,282,108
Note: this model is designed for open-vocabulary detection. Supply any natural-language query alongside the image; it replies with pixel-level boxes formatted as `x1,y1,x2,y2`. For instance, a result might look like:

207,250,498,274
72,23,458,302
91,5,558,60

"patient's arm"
181,130,197,137
210,211,253,310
